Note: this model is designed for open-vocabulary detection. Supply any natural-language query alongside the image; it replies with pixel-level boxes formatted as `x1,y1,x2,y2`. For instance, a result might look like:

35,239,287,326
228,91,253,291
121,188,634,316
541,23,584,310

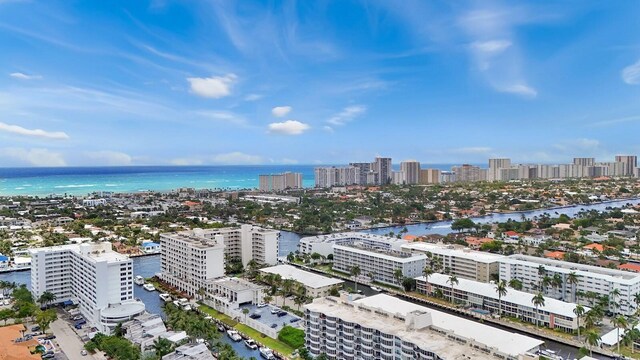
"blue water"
0,164,462,196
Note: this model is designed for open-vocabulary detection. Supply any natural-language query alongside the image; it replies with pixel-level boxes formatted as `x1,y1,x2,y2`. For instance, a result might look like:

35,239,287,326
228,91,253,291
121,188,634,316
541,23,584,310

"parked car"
270,323,277,328
41,354,55,359
74,324,83,329
277,311,287,317
43,335,56,340
270,308,280,314
31,326,41,332
249,313,261,319
72,315,84,321
256,303,267,308
289,318,300,323
81,350,87,356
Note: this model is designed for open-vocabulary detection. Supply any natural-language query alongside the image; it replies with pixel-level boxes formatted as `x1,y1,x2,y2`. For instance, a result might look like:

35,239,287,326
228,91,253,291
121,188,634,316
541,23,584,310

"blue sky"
0,0,640,167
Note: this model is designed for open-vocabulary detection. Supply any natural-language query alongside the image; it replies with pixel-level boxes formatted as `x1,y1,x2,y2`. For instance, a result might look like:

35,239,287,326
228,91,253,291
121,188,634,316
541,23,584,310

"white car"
257,303,267,308
270,307,281,314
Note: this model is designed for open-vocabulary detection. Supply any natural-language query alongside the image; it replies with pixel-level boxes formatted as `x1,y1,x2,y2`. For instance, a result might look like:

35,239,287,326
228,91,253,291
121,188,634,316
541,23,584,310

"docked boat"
182,304,192,311
370,286,381,292
227,330,242,342
244,339,258,350
259,347,275,359
143,283,156,292
537,349,563,360
134,276,145,285
217,324,226,332
159,293,172,302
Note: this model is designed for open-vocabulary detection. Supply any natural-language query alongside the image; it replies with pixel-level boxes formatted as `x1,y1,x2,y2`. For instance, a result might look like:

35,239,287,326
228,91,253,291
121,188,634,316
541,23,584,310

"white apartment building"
451,164,483,182
304,293,543,360
298,232,407,257
258,172,303,192
333,244,426,287
402,242,504,282
260,265,344,297
488,158,511,181
30,243,145,334
159,231,226,297
82,198,107,207
204,277,263,315
499,255,640,315
400,160,420,184
417,274,587,332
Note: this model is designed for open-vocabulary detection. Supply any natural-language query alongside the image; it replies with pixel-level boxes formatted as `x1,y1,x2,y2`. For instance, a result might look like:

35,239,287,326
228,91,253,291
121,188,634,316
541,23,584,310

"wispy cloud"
0,122,69,140
622,59,640,85
590,115,640,127
0,147,66,167
187,74,237,99
327,105,366,126
268,120,310,135
193,110,247,126
271,106,292,117
9,72,42,80
244,94,263,101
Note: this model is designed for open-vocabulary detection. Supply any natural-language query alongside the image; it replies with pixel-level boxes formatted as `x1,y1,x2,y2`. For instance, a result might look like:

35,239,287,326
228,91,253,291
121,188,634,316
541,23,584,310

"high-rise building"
615,155,637,176
373,157,392,185
400,160,420,184
488,158,511,181
391,170,406,185
573,157,595,166
451,164,482,182
258,172,302,192
349,162,373,185
419,168,440,184
314,166,358,187
30,243,145,334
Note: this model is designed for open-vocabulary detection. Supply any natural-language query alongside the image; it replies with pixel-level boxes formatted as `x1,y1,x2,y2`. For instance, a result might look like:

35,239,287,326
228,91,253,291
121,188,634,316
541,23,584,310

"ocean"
0,164,462,196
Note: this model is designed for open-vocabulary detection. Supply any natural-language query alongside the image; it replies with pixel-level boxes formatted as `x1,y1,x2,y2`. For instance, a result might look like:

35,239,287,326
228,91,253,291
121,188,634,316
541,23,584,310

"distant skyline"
1,1,640,167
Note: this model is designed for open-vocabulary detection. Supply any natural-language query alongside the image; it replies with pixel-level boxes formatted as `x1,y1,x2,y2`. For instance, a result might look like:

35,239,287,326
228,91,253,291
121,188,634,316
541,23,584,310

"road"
50,319,96,360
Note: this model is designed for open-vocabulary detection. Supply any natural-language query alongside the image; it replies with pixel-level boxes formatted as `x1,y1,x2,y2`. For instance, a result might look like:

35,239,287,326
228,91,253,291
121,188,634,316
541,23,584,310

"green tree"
242,308,250,323
531,293,545,328
573,304,585,342
152,337,174,358
567,271,580,302
613,315,628,355
495,281,508,317
508,278,523,291
422,266,434,293
350,266,361,293
447,275,458,304
38,291,57,308
451,218,475,232
393,269,404,289
584,329,601,357
34,309,57,333
0,308,14,325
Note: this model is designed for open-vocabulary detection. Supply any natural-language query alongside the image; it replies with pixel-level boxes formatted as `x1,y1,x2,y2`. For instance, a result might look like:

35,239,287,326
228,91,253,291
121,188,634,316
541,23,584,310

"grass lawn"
198,304,295,356
234,323,295,356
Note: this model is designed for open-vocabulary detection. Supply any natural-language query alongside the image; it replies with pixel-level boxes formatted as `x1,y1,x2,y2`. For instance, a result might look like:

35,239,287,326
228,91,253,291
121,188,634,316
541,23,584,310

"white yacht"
244,339,258,350
159,293,172,302
259,347,275,359
227,330,242,342
134,276,145,285
143,283,156,292
370,286,381,292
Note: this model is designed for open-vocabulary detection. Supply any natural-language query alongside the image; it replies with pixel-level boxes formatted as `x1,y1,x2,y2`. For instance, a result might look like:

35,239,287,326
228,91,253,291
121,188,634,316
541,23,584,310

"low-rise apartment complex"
499,255,640,315
30,243,145,334
416,274,587,332
204,277,263,314
298,232,407,257
260,265,344,298
304,293,543,360
333,244,426,287
402,242,504,282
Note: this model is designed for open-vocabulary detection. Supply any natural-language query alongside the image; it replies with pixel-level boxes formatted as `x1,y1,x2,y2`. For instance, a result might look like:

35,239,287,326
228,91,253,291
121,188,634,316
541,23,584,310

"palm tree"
531,293,545,328
573,304,585,342
613,315,628,355
610,288,621,315
38,291,56,308
280,279,295,306
447,275,458,304
350,266,361,293
393,269,404,289
584,329,601,357
152,337,174,358
262,295,272,304
242,308,249,323
495,281,507,317
508,278,523,291
567,271,580,302
422,266,434,294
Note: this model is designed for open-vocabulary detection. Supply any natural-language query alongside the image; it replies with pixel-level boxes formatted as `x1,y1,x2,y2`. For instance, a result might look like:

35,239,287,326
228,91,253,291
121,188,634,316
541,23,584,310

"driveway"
49,319,97,360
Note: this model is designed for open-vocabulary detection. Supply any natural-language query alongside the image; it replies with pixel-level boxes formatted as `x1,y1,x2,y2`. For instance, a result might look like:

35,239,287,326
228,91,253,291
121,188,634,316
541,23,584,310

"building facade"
258,172,303,192
298,232,407,257
260,265,344,298
400,160,421,184
30,243,145,334
304,294,543,360
419,169,440,184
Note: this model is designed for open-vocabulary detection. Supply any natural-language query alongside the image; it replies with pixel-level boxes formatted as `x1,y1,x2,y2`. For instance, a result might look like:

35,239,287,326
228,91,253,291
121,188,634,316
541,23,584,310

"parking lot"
238,304,302,331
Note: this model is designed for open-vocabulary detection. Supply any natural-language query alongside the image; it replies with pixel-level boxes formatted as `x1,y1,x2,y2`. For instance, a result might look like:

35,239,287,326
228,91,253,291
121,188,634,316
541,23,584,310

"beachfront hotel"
298,232,407,257
332,243,427,287
416,273,587,332
30,242,145,334
401,242,505,283
304,293,543,360
499,255,640,315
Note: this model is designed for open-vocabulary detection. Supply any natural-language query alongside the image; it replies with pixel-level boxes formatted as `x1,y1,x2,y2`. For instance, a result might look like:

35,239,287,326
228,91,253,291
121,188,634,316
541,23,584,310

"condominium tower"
258,172,302,192
30,243,145,334
400,160,421,184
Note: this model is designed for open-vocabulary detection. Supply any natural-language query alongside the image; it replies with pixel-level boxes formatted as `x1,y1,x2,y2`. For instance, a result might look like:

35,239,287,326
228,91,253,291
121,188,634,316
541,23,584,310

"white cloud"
470,40,511,54
327,105,366,126
85,151,132,166
187,74,237,98
497,84,537,98
622,59,640,85
244,94,263,101
170,158,204,166
194,110,247,126
271,106,292,117
211,152,263,165
0,122,69,140
323,126,334,133
0,147,66,166
9,72,42,80
268,120,310,135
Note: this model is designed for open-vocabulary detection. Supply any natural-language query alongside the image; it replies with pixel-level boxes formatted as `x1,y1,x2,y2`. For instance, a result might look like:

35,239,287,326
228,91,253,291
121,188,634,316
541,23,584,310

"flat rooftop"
161,232,224,249
306,294,542,359
402,242,505,263
260,265,343,289
334,243,427,261
300,232,407,245
502,255,640,282
207,277,263,291
420,273,588,318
